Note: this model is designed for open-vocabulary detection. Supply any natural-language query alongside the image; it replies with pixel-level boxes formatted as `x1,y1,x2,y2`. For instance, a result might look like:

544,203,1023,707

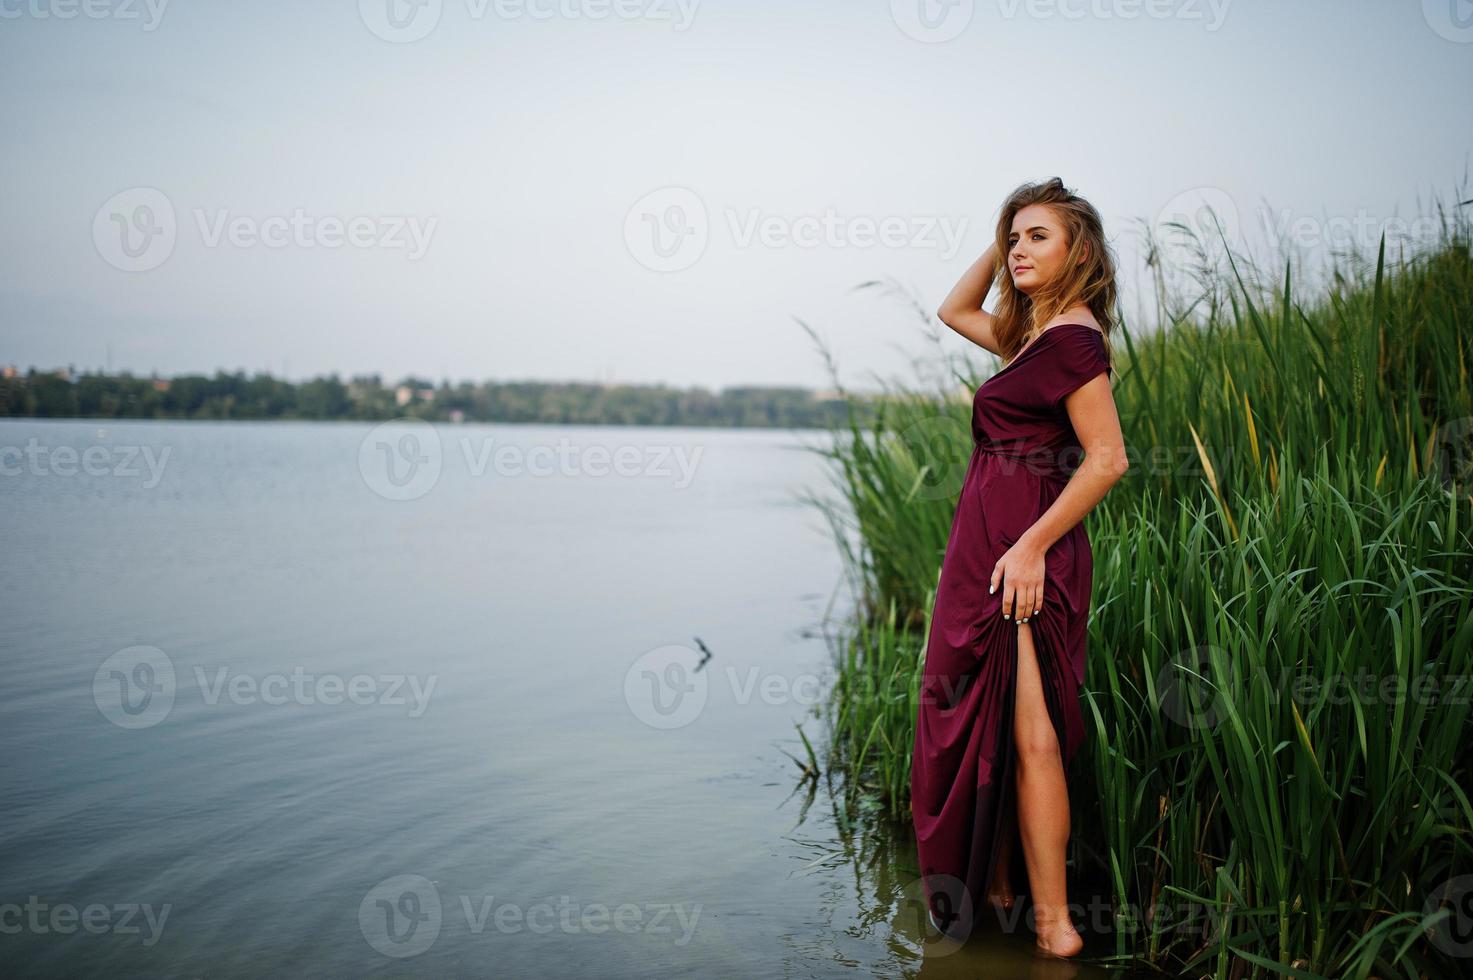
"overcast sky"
2,0,1469,391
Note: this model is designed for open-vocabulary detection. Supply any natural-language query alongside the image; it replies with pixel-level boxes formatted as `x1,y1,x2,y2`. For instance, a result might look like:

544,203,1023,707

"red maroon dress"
910,322,1114,939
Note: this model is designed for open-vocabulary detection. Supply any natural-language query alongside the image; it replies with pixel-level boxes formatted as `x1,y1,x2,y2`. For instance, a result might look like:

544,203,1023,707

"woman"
910,177,1128,959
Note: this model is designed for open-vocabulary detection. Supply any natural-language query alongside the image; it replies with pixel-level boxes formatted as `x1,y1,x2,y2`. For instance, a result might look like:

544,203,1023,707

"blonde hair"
990,177,1118,363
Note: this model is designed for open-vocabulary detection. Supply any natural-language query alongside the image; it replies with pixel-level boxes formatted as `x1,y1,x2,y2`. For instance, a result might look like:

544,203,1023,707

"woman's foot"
985,882,1015,912
1032,911,1083,958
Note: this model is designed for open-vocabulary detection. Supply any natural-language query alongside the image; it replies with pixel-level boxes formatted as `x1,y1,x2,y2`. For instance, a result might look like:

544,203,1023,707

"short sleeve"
1042,329,1112,409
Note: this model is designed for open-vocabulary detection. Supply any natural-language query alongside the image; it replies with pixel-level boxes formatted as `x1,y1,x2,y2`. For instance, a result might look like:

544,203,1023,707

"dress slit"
911,323,1109,942
965,605,1072,936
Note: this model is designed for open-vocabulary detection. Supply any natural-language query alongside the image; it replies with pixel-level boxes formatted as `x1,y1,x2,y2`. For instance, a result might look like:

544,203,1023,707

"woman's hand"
989,539,1046,623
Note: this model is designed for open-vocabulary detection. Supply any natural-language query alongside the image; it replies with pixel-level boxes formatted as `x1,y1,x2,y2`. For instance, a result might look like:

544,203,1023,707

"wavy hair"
990,177,1118,365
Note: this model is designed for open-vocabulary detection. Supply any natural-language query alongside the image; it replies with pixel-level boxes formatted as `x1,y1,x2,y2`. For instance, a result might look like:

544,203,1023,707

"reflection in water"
769,724,1123,979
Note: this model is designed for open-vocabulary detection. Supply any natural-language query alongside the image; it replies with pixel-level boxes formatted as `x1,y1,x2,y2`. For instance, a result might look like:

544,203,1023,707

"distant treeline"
0,368,881,429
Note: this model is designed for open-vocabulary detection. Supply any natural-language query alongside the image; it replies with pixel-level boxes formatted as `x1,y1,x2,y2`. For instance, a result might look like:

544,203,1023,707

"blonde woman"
911,177,1128,958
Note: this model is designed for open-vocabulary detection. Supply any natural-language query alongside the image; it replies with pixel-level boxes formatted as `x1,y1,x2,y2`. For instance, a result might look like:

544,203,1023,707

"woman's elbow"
1088,447,1130,479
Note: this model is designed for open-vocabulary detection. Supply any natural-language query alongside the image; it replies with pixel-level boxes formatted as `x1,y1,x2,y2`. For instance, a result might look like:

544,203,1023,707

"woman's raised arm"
937,241,1004,357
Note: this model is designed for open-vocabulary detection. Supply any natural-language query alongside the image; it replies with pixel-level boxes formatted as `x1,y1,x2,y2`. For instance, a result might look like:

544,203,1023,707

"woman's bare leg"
1013,621,1083,957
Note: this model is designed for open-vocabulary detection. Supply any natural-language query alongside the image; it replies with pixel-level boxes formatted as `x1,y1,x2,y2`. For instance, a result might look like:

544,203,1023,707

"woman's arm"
990,374,1129,620
937,242,1004,357
1017,375,1129,556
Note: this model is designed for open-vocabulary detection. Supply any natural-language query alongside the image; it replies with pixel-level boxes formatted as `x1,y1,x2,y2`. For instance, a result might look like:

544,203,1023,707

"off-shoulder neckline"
993,322,1104,377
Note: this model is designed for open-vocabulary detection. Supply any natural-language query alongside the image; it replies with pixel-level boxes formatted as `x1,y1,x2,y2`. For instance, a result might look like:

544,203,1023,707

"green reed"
803,193,1473,977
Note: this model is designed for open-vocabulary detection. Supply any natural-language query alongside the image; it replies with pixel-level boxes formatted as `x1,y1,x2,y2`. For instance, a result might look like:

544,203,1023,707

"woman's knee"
1014,724,1061,762
1012,627,1060,761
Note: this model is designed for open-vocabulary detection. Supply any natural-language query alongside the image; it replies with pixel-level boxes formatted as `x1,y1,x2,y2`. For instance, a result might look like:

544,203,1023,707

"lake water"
0,418,1115,978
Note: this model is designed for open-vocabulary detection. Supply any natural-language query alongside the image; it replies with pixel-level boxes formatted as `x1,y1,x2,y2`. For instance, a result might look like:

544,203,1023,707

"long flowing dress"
910,322,1114,939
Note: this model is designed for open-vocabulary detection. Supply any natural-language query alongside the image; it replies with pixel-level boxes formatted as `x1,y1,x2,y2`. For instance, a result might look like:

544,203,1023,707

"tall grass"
801,193,1473,977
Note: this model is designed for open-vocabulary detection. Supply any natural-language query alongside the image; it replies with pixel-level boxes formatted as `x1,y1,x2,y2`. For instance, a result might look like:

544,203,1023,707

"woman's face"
1006,204,1074,295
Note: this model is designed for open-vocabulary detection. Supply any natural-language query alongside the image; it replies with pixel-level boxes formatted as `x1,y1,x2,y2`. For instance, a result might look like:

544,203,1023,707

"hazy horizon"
5,361,869,394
